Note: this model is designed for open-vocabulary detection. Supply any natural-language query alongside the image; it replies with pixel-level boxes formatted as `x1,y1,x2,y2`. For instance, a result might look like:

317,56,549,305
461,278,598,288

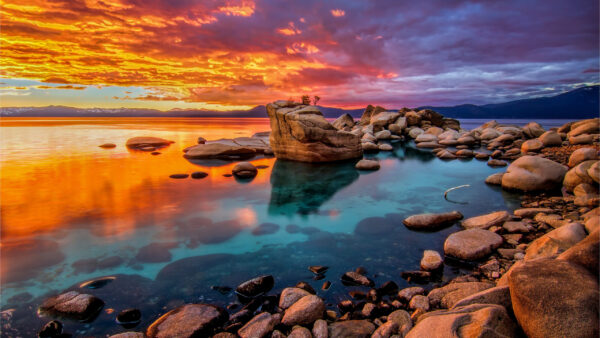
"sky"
0,0,598,110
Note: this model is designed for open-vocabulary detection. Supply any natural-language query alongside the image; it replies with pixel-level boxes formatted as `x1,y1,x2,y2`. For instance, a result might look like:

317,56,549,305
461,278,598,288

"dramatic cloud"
0,0,598,109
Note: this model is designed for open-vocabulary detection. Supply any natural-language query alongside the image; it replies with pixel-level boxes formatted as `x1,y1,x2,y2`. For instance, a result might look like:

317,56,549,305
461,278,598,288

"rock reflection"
268,159,359,216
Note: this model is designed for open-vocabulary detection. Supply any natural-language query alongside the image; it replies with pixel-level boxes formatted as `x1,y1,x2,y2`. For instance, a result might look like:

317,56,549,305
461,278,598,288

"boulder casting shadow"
268,159,359,216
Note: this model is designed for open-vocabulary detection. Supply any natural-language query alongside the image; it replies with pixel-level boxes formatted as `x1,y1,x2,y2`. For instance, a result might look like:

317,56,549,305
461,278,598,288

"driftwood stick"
444,184,471,203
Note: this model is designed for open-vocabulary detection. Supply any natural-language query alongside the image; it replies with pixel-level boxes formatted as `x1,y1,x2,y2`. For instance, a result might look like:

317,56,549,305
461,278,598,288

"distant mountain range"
1,85,597,119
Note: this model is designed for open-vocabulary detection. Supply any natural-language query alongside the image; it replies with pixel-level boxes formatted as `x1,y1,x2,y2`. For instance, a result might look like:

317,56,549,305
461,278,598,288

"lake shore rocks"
39,291,104,321
146,304,228,337
444,228,503,260
403,211,463,230
266,101,362,162
501,156,567,192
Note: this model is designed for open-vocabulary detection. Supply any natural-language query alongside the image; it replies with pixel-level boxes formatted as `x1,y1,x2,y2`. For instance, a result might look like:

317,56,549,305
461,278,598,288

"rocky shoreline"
37,102,599,337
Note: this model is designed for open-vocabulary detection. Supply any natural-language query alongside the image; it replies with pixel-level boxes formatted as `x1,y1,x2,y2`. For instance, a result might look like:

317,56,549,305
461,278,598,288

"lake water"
0,117,551,336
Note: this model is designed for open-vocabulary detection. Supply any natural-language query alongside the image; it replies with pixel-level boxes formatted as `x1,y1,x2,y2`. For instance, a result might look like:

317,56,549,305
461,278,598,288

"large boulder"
38,291,104,321
508,258,599,338
407,304,516,338
332,113,355,130
539,131,562,147
279,287,311,309
444,229,503,260
501,156,567,192
359,105,386,125
146,304,228,337
567,118,600,137
557,229,599,276
370,111,400,129
236,275,275,299
403,211,463,230
266,102,362,162
563,160,597,191
461,211,510,229
524,222,586,260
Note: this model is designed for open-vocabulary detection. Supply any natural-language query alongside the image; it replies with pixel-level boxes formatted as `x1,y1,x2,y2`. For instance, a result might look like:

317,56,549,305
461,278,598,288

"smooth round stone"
116,308,142,325
487,159,507,167
169,174,189,179
191,171,208,179
444,228,503,260
355,159,380,170
232,162,258,178
378,143,393,151
420,250,443,271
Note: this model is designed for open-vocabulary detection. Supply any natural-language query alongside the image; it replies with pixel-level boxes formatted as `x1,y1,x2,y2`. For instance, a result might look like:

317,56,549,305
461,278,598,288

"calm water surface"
0,117,525,336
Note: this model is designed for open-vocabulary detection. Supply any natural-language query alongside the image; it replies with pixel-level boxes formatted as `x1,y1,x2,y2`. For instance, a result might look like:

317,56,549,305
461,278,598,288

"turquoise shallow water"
0,118,524,336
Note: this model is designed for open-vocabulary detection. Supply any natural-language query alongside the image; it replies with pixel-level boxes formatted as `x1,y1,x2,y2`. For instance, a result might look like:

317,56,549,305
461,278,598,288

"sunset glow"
1,0,598,109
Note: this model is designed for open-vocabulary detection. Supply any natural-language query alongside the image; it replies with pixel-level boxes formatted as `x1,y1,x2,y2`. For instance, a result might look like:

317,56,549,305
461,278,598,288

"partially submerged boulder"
501,156,567,192
403,211,463,230
266,102,362,162
39,291,104,321
126,137,173,149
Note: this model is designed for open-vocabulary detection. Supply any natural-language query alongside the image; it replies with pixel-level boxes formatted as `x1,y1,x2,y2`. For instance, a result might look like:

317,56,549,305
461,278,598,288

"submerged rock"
191,171,208,179
126,137,173,149
403,211,463,230
232,162,258,178
39,291,104,321
146,304,228,337
116,308,141,326
266,102,362,162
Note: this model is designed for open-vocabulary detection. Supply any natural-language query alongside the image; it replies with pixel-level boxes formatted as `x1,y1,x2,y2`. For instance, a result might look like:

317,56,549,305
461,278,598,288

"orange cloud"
36,85,86,90
331,9,345,17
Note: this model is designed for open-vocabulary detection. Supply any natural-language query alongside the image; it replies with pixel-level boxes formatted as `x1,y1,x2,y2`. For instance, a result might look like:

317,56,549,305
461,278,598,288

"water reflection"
268,159,359,216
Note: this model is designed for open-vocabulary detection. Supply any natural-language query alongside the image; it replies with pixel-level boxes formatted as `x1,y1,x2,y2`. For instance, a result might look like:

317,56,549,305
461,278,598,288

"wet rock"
436,149,457,159
147,304,228,337
361,142,379,152
79,276,116,289
451,285,511,309
238,312,280,338
406,304,517,338
420,250,443,271
126,137,173,149
397,287,425,303
508,258,599,338
525,222,586,260
328,320,375,338
213,333,236,338
236,275,275,299
116,308,141,326
267,103,362,162
38,320,63,338
415,141,440,148
428,282,495,309
341,271,374,287
39,291,104,321
443,229,503,260
211,286,233,295
388,309,412,336
279,287,312,309
151,151,161,155
484,173,504,185
361,302,377,318
169,173,189,179
232,162,258,178
355,159,380,170
99,143,116,148
461,210,510,230
402,211,463,230
487,159,507,167
281,295,325,326
502,155,567,192
191,171,208,179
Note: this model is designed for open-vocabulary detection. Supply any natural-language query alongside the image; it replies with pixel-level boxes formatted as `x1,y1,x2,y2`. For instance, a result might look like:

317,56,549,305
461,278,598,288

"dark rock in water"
169,173,189,179
146,304,228,337
39,291,104,321
211,286,233,295
191,171,208,179
309,265,329,274
135,242,177,263
97,256,124,269
126,137,173,149
349,291,366,300
258,295,279,313
313,273,326,281
354,216,394,236
400,270,431,283
403,211,463,230
38,320,63,338
255,165,269,169
80,276,116,289
355,267,368,275
116,308,141,326
322,281,331,290
99,143,116,149
251,222,280,236
295,281,316,294
232,162,258,178
377,281,399,295
236,275,275,299
150,151,161,155
198,137,206,144
223,174,233,177
341,271,374,287
285,224,301,233
487,159,507,167
227,308,252,327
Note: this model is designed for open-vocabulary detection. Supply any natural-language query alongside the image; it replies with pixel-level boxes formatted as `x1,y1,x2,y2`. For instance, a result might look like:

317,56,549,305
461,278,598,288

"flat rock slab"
184,139,262,160
126,137,173,149
403,211,463,230
444,228,503,260
428,282,495,309
461,211,510,229
508,258,599,338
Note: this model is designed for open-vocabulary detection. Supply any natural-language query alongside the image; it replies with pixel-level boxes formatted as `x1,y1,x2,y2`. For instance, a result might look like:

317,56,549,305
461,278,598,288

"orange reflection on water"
0,117,273,240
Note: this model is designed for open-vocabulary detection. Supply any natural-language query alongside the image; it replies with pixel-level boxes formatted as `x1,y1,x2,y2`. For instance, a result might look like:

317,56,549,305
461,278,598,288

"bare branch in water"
444,184,470,204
